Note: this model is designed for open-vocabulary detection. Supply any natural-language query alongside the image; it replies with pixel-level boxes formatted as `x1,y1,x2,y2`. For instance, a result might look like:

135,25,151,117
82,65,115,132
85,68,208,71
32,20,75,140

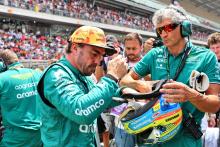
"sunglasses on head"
156,23,180,35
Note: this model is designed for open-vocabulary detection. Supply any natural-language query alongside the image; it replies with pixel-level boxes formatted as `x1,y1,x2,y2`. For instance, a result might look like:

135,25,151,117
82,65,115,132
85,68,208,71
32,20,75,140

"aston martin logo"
11,73,33,80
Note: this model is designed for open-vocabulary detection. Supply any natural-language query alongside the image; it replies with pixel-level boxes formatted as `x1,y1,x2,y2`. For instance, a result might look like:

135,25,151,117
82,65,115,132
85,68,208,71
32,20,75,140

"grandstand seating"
0,29,65,60
0,0,219,65
0,0,214,42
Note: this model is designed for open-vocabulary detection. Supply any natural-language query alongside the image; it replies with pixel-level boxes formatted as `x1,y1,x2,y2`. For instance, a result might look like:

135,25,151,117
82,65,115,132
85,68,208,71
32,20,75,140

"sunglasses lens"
156,27,163,34
157,23,179,34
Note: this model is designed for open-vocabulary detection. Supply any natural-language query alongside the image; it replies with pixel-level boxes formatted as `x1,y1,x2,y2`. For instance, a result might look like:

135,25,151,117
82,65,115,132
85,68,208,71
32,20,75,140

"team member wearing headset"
120,5,220,147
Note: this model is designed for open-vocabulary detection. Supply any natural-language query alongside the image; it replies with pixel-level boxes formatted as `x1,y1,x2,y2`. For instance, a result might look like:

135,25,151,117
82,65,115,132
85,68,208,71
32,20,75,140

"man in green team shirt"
0,49,42,147
37,26,128,146
120,5,220,147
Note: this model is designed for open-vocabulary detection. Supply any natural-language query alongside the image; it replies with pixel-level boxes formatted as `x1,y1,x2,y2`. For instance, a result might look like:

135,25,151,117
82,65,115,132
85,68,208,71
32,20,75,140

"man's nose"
160,30,168,38
94,56,103,64
127,50,133,54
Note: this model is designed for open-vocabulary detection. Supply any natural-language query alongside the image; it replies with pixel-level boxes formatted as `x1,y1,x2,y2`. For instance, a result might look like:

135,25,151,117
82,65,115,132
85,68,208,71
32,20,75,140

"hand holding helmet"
160,80,190,103
160,71,209,103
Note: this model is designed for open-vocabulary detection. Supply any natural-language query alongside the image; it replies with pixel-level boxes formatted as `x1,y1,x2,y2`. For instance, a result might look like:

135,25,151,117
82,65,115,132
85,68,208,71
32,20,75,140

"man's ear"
71,43,77,52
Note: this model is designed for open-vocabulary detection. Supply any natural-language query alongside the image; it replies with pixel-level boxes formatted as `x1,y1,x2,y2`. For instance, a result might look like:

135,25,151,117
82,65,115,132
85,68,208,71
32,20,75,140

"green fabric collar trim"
165,41,192,57
8,62,23,69
59,57,82,77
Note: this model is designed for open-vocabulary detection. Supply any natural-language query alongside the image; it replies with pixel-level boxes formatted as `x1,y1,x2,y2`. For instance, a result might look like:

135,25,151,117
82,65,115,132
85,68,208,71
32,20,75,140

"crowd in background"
192,30,209,42
2,0,154,32
0,29,65,60
0,27,210,60
0,0,213,42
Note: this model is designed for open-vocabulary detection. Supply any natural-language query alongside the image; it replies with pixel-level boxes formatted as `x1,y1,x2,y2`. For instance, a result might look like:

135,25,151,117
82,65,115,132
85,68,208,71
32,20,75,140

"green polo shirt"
134,42,220,147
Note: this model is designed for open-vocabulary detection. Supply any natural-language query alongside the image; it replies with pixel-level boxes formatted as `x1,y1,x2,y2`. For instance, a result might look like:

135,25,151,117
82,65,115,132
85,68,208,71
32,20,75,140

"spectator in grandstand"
37,26,128,146
4,0,155,32
95,34,122,82
120,5,220,147
0,28,67,60
0,49,42,146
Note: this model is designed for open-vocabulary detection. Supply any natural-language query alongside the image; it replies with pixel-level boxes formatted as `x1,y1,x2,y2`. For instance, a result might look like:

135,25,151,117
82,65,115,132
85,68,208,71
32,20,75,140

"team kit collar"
8,62,24,70
165,41,192,57
59,57,81,76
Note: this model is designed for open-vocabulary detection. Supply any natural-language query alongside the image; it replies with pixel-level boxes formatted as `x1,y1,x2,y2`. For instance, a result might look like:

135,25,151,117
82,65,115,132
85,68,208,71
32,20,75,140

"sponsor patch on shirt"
11,72,34,80
155,57,166,69
75,99,104,116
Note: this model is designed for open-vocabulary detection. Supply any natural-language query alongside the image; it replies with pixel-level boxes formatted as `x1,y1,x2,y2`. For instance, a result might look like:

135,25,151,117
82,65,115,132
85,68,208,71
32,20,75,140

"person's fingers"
163,93,187,102
160,88,180,95
144,38,155,44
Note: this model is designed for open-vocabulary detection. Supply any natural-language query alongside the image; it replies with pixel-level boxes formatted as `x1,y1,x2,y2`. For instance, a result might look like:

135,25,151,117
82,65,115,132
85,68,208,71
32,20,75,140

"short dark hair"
124,33,143,46
65,42,86,54
66,40,72,54
66,28,77,54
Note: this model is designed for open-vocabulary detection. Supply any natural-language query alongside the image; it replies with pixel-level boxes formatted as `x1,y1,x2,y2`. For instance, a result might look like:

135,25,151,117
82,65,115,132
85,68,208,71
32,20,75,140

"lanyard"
166,45,191,81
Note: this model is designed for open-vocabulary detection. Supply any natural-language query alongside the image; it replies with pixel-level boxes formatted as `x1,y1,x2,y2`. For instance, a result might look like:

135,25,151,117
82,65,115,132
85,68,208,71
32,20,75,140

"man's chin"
87,69,96,76
128,57,139,62
128,57,135,61
83,73,93,76
81,69,94,76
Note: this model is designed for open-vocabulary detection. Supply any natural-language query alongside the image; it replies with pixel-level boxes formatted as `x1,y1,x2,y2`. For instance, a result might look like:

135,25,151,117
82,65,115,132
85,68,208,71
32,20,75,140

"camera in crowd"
153,39,163,48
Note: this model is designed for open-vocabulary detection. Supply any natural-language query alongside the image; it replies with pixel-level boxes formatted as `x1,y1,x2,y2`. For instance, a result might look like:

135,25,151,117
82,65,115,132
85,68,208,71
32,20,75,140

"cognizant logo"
75,99,105,116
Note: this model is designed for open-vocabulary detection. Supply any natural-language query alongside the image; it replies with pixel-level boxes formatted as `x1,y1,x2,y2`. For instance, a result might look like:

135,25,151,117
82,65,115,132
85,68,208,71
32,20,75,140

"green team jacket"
37,58,120,147
0,62,42,147
134,42,220,147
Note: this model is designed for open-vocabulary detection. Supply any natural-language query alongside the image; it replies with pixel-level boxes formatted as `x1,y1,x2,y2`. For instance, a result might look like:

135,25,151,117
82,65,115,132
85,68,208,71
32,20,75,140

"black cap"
106,35,123,56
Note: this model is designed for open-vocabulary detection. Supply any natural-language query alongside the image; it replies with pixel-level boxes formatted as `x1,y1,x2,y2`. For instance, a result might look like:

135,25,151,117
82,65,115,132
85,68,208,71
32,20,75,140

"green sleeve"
133,48,155,78
43,66,119,125
107,87,126,108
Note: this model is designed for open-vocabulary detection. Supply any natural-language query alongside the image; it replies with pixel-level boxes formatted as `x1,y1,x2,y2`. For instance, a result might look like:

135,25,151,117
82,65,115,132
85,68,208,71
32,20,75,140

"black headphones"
157,6,192,38
0,58,7,72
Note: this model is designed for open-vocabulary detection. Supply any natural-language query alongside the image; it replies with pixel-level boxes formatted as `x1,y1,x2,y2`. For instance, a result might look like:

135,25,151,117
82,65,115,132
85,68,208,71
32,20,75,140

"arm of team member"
43,56,128,125
143,38,154,81
121,71,219,113
120,70,153,93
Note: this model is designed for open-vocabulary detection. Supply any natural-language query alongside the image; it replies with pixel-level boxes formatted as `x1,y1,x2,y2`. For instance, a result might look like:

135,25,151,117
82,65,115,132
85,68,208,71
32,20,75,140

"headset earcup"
0,60,7,72
181,20,192,37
